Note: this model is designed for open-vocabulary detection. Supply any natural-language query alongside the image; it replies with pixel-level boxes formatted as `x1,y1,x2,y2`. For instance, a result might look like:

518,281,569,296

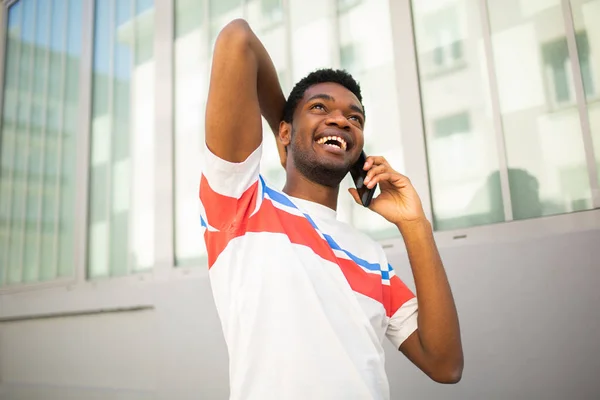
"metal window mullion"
17,0,39,281
562,0,600,208
0,3,8,144
73,0,94,283
479,0,513,221
388,0,433,224
0,2,6,286
105,0,115,276
153,0,174,272
1,2,23,283
126,0,137,274
52,0,71,279
34,0,54,281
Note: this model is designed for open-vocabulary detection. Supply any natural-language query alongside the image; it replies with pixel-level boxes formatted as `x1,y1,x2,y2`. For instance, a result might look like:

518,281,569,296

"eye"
310,103,326,111
348,115,364,126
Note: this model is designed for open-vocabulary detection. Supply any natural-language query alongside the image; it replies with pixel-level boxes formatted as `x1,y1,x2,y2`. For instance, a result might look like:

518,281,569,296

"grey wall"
387,227,600,400
1,226,599,400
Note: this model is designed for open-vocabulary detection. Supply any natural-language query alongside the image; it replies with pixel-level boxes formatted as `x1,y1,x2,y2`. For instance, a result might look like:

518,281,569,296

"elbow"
427,357,464,384
430,367,463,384
215,19,252,50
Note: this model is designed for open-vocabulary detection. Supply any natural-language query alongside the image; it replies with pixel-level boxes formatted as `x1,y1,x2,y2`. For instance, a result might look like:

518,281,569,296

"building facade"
0,0,599,399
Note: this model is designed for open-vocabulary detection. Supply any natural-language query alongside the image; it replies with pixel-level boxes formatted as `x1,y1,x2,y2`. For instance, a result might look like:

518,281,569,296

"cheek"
354,129,365,149
292,124,316,145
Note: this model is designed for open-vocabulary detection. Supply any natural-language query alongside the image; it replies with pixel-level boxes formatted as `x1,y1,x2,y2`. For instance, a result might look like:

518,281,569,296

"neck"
282,171,339,211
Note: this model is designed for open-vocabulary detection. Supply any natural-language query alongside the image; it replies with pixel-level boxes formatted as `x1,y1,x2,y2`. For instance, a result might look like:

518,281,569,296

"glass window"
257,0,339,222
249,0,289,193
487,0,594,219
337,0,362,12
174,0,409,250
88,0,156,278
174,0,288,266
570,0,600,185
337,0,406,239
254,0,284,28
413,0,505,230
0,0,82,287
209,0,244,44
541,32,594,108
173,0,212,266
289,0,337,81
421,5,465,73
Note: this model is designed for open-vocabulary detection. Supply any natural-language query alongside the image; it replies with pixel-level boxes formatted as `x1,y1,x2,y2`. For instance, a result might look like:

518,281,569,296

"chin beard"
291,149,349,188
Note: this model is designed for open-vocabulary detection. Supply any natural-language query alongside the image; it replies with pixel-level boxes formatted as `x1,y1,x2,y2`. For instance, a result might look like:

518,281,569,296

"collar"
288,195,337,221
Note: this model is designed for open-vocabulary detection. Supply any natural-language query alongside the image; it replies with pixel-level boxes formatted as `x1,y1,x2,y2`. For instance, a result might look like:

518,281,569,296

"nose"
325,110,350,130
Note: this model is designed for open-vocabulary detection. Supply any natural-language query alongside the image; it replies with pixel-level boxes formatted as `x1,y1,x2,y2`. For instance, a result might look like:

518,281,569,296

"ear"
277,121,291,169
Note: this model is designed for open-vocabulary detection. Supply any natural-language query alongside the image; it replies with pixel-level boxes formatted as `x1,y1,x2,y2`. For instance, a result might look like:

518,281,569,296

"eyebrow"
306,93,365,118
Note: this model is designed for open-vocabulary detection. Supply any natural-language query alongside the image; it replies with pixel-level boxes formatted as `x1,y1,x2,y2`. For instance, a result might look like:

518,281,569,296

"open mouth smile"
315,135,347,151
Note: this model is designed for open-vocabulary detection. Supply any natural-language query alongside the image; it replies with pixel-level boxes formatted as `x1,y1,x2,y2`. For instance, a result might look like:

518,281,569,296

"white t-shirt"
199,143,418,400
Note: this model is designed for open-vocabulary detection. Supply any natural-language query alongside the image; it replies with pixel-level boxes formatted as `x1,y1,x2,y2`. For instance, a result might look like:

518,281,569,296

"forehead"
301,82,361,107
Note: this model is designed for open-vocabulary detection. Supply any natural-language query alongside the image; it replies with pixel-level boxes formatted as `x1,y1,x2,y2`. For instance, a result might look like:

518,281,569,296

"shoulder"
202,140,263,174
340,220,380,246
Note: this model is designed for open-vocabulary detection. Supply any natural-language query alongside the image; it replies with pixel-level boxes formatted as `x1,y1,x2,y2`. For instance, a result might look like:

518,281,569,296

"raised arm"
205,19,285,163
349,156,463,384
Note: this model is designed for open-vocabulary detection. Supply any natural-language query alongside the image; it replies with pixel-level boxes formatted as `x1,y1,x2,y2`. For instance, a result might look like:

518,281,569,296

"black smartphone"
349,151,376,207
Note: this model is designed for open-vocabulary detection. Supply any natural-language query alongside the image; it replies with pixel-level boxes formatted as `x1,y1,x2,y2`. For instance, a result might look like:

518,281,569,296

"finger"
369,170,411,189
348,188,362,205
367,163,409,187
366,172,394,189
364,155,390,170
363,164,386,185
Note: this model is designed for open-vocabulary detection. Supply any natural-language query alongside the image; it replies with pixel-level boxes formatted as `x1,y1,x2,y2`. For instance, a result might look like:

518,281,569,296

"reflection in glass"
0,0,82,286
89,0,155,277
413,0,504,230
570,0,600,185
487,0,593,218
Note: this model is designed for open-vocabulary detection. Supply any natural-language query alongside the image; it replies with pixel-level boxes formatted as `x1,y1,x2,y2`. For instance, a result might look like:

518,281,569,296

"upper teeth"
317,136,347,150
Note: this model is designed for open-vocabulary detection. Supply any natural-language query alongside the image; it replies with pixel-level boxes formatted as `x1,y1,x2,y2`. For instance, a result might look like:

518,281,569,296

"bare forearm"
238,20,285,134
255,48,285,134
398,219,463,372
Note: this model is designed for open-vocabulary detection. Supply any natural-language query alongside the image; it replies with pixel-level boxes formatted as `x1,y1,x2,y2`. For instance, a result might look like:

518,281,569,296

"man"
200,19,463,400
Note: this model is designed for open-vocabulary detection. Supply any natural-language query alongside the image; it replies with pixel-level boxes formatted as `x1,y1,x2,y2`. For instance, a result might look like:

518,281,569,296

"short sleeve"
199,143,262,229
383,264,419,349
199,143,263,267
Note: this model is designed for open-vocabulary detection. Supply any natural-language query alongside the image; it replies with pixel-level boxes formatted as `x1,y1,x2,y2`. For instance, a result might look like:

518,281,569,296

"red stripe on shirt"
382,276,415,318
247,201,384,305
336,258,383,305
199,174,259,231
201,178,411,310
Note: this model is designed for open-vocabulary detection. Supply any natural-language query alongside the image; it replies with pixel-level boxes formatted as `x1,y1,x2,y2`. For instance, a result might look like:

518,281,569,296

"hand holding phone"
349,151,376,207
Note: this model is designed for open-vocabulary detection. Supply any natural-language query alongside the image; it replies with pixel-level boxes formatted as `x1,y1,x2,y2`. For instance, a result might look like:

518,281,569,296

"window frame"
0,0,597,305
0,0,92,292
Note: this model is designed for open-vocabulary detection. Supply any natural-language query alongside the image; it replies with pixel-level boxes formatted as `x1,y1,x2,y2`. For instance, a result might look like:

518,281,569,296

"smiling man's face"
284,82,365,188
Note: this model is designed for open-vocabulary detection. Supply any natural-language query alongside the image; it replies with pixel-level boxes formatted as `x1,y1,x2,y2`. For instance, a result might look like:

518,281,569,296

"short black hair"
282,68,364,123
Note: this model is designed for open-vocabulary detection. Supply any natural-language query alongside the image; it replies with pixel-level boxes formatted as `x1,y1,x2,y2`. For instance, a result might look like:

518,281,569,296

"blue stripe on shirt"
261,180,383,274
